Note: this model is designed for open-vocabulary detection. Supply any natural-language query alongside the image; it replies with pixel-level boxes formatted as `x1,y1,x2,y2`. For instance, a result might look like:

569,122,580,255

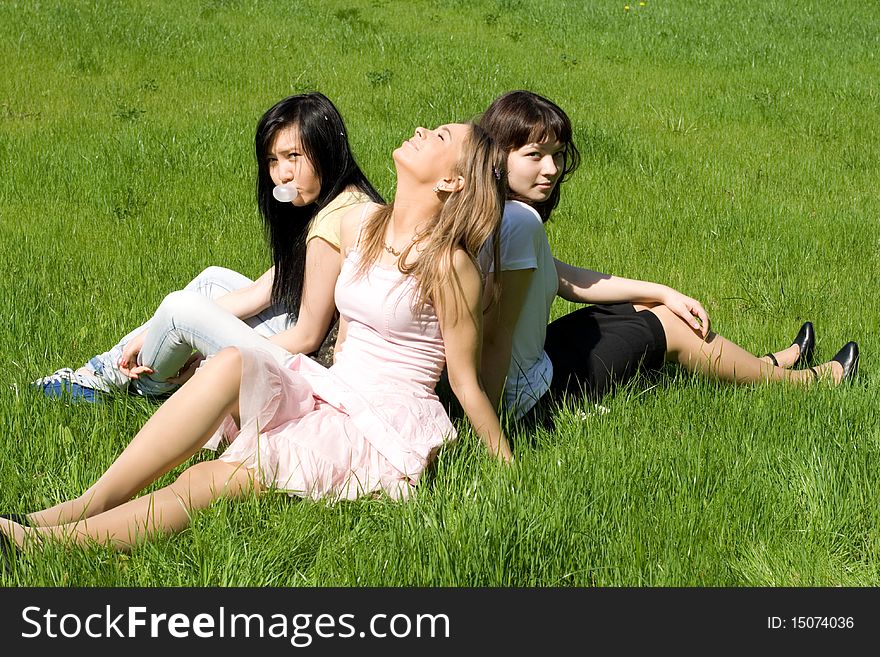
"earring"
432,185,442,193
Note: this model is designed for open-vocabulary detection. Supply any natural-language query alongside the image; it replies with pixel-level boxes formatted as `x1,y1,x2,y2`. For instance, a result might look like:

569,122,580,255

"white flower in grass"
575,404,611,420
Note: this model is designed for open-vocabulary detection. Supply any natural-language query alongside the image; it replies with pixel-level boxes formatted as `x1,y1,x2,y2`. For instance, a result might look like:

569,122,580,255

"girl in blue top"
479,90,859,423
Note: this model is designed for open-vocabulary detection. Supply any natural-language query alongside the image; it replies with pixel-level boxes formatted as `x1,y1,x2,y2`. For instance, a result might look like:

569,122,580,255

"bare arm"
212,268,274,319
440,251,512,462
481,268,534,411
329,204,370,362
554,258,709,336
334,317,349,360
268,237,341,354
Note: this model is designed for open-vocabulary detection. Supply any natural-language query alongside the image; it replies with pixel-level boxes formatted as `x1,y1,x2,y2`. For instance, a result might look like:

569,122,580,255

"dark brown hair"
479,90,580,221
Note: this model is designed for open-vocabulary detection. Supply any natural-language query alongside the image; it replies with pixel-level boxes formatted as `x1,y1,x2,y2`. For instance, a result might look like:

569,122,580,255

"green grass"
1,0,878,586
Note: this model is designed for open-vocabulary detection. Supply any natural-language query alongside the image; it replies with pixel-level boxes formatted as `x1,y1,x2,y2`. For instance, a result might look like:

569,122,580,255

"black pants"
520,303,667,428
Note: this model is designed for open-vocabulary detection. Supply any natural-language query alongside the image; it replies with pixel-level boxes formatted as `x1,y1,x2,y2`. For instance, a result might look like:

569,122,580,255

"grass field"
0,0,878,586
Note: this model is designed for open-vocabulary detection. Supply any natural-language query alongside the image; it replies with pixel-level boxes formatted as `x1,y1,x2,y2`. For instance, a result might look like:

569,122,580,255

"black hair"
255,92,383,316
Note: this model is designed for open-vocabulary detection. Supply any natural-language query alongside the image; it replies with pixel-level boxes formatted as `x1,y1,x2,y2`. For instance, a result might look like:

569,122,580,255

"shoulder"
502,201,544,237
316,189,372,221
495,201,547,270
338,201,380,252
308,190,374,248
450,248,482,292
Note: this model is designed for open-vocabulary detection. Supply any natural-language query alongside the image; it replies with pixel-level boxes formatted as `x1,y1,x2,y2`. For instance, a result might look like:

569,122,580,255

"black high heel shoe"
764,321,815,368
791,321,815,368
831,341,860,382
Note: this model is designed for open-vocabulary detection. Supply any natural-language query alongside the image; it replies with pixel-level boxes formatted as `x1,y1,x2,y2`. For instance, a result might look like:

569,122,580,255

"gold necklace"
384,225,423,258
383,243,401,257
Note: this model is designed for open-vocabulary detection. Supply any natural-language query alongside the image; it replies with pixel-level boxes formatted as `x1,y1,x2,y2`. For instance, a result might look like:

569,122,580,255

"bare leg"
3,460,260,551
26,348,246,527
637,304,843,384
759,344,800,369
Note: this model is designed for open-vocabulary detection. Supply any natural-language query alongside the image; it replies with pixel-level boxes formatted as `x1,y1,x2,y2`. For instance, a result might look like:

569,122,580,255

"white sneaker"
31,368,113,402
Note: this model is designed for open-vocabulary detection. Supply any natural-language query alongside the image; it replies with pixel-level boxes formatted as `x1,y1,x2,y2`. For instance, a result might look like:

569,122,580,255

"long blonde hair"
356,123,506,316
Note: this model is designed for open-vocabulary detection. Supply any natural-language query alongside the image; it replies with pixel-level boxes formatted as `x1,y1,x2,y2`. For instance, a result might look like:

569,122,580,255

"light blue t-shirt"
482,201,558,418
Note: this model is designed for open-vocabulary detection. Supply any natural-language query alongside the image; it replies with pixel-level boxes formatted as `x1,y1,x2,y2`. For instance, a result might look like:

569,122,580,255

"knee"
172,460,256,499
172,460,218,489
196,266,234,283
168,461,221,503
632,301,662,313
155,290,206,325
647,303,691,333
213,346,243,367
186,266,246,297
646,304,705,350
199,346,243,378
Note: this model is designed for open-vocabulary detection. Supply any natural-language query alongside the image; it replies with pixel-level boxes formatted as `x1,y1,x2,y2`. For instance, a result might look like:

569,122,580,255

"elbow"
447,372,482,405
303,320,336,355
279,322,333,356
301,335,325,355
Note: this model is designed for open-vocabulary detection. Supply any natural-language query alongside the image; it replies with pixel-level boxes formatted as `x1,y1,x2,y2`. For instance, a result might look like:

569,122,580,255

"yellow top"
306,189,371,249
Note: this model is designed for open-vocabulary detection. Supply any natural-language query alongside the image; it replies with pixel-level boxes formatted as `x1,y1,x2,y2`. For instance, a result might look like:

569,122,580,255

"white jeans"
87,266,294,396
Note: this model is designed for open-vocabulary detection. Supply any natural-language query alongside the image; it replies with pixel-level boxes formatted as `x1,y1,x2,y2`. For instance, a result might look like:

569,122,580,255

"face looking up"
505,139,565,203
267,125,321,207
393,123,471,187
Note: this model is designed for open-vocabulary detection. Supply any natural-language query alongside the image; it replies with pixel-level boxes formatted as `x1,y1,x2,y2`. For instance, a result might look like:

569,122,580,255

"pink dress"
203,247,455,501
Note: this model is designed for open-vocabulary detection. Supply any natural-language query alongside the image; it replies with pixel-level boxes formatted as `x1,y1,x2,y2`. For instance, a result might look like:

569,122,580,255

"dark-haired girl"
479,90,859,422
33,92,382,401
2,121,509,553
